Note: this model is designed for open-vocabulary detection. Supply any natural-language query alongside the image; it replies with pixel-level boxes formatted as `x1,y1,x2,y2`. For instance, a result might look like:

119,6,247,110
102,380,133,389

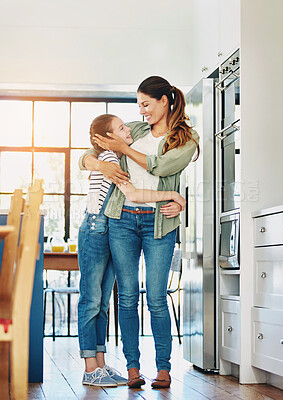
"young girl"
78,113,185,387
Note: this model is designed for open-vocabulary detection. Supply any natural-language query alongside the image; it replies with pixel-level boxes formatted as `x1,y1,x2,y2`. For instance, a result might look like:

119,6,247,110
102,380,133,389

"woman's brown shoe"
151,378,171,389
127,376,145,388
127,368,145,388
151,371,171,389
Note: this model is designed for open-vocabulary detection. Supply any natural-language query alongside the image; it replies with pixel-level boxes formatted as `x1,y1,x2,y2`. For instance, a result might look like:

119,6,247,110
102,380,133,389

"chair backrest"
0,189,24,305
168,248,182,290
12,180,44,321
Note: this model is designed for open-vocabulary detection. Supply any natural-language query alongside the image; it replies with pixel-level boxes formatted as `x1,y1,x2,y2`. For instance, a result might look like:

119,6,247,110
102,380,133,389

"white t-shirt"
86,150,119,214
124,132,163,208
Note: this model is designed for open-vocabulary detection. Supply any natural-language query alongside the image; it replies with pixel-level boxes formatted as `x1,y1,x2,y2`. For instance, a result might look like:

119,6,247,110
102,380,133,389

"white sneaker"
82,367,117,387
103,365,128,386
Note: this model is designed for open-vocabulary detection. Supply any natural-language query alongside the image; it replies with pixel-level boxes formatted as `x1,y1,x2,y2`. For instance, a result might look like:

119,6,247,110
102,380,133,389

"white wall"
0,0,194,88
240,0,283,383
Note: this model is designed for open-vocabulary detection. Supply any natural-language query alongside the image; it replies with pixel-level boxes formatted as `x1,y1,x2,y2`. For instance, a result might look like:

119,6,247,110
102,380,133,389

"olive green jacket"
78,121,199,239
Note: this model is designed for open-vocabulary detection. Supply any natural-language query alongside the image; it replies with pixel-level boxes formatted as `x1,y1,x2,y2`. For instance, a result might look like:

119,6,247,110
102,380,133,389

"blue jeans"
78,201,115,358
109,206,176,372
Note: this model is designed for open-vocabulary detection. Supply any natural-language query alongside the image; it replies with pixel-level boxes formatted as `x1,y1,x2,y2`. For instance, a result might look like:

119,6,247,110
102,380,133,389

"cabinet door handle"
257,333,264,340
260,272,267,279
227,326,233,332
259,227,266,233
280,339,283,345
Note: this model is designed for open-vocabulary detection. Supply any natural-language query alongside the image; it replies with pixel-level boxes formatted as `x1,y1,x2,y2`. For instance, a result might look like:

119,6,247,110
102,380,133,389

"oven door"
219,213,240,269
221,127,241,212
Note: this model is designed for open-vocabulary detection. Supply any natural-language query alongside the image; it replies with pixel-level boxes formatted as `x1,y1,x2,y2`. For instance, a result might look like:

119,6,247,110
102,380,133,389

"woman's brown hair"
89,114,116,154
137,76,199,160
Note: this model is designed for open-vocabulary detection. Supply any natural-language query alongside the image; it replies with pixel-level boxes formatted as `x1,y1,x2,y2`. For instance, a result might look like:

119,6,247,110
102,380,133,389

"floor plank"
187,369,279,400
28,336,283,400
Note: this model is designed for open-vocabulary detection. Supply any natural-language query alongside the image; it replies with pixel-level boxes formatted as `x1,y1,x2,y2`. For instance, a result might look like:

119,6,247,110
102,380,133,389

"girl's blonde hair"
137,76,199,160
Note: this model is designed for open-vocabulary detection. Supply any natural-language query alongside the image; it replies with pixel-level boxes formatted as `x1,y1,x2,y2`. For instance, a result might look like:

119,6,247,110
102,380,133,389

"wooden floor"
28,336,283,400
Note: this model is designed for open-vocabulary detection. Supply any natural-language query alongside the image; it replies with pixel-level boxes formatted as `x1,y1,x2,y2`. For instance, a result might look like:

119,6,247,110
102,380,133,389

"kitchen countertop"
252,204,283,218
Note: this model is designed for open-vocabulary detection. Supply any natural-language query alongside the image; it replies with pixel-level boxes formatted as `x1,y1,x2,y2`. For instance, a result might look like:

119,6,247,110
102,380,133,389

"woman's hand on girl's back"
172,193,186,211
94,132,128,152
160,202,182,218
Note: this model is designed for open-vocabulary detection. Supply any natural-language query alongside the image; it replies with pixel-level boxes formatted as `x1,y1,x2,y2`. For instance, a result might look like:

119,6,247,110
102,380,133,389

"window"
0,97,141,241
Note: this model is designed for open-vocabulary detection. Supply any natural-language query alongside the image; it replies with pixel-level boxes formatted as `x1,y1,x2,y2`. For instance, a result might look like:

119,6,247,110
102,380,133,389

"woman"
79,76,199,388
78,113,186,388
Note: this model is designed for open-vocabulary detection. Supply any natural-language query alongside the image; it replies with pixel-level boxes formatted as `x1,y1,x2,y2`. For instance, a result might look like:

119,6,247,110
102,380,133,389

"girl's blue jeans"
77,204,115,358
108,206,176,372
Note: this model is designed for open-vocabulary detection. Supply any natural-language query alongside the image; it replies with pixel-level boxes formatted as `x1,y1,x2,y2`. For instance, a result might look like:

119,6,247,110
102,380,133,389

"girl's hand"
94,132,128,153
160,202,182,218
99,161,129,185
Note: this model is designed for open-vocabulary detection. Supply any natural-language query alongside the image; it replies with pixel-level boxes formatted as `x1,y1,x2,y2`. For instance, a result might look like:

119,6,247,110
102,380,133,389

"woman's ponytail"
164,86,199,160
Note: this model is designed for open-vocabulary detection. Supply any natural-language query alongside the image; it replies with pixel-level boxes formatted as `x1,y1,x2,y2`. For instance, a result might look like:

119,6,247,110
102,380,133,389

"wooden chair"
140,247,183,343
43,253,119,345
43,253,80,341
166,248,183,344
0,189,24,400
0,180,44,400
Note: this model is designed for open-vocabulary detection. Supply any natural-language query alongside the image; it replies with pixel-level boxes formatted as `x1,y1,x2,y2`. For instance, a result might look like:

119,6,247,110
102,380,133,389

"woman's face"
137,92,169,125
111,117,133,145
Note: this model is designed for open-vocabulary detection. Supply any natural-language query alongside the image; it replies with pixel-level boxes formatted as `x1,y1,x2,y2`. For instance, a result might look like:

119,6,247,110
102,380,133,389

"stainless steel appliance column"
215,49,241,213
215,49,241,375
181,78,217,371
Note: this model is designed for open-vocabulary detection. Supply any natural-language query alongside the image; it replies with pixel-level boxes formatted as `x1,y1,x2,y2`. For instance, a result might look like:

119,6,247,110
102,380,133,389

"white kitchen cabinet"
219,269,240,368
254,247,283,309
254,213,283,247
251,307,283,377
191,0,240,83
218,0,240,61
191,0,220,83
251,206,283,379
220,299,240,364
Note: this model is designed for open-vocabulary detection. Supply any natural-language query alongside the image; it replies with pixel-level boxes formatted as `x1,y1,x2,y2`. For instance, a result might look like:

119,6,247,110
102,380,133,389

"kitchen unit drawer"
254,247,283,309
254,213,283,247
220,299,240,364
251,307,283,376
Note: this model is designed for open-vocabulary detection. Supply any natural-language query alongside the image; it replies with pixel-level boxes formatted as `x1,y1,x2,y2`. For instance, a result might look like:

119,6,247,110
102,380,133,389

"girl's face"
137,92,169,126
111,117,133,145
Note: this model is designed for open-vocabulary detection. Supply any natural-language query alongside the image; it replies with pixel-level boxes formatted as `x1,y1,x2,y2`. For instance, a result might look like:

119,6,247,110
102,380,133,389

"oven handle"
215,66,240,92
215,119,240,141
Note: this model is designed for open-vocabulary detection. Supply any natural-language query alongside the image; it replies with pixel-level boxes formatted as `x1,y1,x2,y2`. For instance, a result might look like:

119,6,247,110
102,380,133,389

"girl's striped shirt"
86,150,119,214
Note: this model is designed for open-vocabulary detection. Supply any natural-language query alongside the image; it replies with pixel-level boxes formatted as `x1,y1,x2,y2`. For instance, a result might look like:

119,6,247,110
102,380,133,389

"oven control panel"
219,49,240,76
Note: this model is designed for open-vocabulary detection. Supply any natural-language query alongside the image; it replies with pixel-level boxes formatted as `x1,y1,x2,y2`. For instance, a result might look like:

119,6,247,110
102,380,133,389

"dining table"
44,251,79,271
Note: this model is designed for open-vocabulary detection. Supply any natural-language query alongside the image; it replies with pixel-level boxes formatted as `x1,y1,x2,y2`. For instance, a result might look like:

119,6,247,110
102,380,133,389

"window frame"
0,95,138,241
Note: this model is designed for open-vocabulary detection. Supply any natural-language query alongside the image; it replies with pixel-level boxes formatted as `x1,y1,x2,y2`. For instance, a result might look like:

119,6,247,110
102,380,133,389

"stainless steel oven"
219,212,240,269
215,49,240,213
